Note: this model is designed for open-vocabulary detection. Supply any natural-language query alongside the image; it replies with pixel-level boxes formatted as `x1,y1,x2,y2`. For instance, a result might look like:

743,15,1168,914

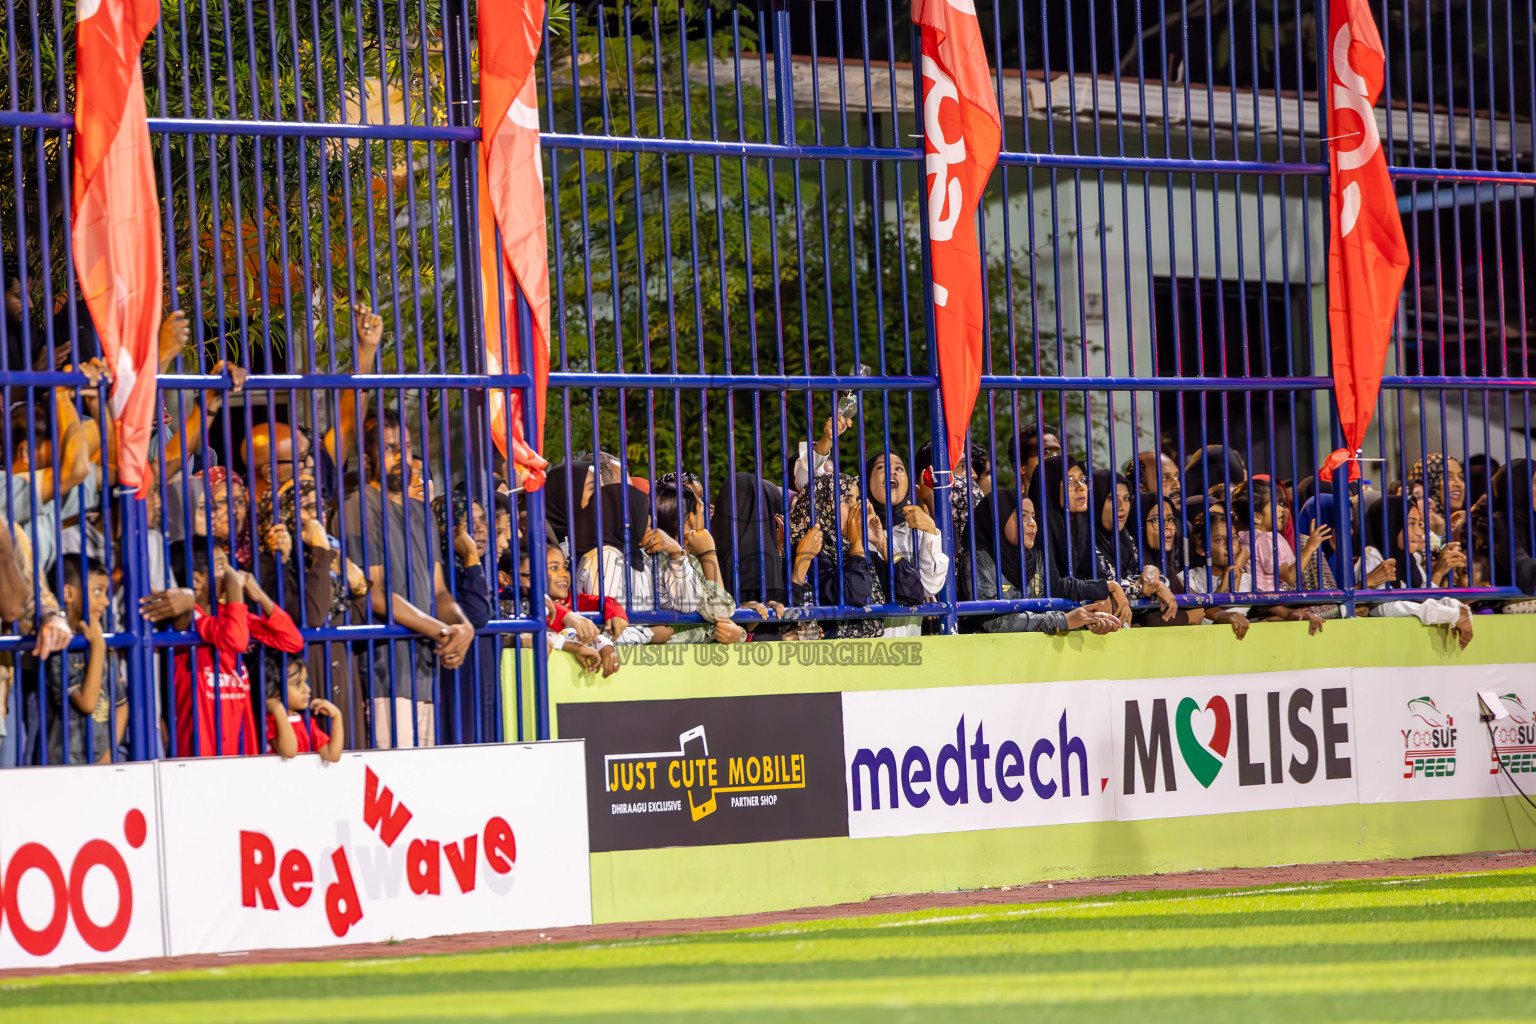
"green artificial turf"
6,867,1536,1023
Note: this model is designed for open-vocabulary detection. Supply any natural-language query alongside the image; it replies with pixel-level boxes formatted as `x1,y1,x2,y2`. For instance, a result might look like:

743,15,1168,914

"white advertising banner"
156,743,592,956
841,682,1117,838
1353,664,1536,804
0,763,165,969
1109,668,1360,820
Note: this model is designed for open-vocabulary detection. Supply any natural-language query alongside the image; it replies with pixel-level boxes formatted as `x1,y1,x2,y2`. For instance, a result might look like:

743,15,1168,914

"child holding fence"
145,543,304,757
263,652,344,762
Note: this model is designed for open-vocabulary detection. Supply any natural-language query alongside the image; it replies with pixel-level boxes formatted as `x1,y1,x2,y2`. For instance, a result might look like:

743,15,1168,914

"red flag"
72,0,163,497
478,0,550,491
913,0,1001,472
1319,0,1409,482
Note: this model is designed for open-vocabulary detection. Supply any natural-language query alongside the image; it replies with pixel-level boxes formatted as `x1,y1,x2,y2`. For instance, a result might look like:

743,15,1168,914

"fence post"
516,290,551,741
909,20,960,636
120,492,156,761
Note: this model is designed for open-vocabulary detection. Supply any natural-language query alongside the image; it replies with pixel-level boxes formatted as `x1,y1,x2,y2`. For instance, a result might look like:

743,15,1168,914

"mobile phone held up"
836,363,873,420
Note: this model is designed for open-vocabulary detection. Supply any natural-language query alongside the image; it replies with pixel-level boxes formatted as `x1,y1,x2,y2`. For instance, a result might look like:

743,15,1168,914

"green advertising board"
527,617,1536,924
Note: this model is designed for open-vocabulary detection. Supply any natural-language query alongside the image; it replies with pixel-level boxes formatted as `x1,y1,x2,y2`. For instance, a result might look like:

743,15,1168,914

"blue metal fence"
0,0,1532,763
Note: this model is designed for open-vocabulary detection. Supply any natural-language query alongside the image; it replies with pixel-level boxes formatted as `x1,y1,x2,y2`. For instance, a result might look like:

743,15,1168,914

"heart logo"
1176,695,1230,788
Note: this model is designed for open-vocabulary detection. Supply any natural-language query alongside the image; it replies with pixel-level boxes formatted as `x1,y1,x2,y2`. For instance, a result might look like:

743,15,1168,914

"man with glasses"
1009,422,1063,488
246,423,317,510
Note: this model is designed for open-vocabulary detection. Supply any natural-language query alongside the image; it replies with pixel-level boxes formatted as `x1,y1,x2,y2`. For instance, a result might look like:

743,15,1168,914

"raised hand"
140,588,196,623
901,504,938,535
454,523,479,566
640,527,685,560
265,523,294,562
158,309,190,366
793,526,823,584
864,510,888,560
309,698,341,720
817,414,853,452
355,303,384,354
1365,558,1398,589
684,527,716,557
1299,524,1331,561
1433,542,1467,585
301,517,331,551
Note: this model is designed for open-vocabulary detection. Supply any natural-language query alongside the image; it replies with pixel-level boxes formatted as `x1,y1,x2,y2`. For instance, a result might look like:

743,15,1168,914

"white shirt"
793,443,836,491
1179,566,1251,618
1359,547,1466,626
576,544,705,644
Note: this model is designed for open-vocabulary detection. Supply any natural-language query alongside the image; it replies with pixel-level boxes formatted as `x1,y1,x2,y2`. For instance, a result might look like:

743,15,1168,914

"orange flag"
913,0,1001,472
478,0,550,491
1319,0,1409,482
72,0,164,497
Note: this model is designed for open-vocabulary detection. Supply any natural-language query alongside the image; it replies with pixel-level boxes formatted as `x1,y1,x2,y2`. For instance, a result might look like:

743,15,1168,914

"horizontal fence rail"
0,0,1531,768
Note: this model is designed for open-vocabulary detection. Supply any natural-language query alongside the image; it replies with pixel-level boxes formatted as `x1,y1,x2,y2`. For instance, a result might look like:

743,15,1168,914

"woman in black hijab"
543,460,592,546
1489,459,1536,594
572,481,705,645
1028,454,1099,582
865,451,948,606
1363,496,1431,588
1467,454,1500,511
1088,468,1195,627
712,471,787,607
966,486,1121,634
1092,469,1139,579
1027,455,1175,622
1140,491,1184,579
572,481,649,575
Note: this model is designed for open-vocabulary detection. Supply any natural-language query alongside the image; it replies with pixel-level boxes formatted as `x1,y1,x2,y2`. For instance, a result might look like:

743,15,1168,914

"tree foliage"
2,0,454,375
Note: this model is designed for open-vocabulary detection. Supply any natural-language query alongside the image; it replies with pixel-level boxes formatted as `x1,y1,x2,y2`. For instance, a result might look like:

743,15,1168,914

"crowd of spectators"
1,258,1534,766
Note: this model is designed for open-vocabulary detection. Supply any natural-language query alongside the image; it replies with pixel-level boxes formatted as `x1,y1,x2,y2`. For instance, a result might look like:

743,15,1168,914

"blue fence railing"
0,0,1532,766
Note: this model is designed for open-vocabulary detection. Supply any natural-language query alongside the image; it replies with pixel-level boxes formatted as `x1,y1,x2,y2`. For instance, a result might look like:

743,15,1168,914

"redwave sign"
156,743,591,956
0,764,164,969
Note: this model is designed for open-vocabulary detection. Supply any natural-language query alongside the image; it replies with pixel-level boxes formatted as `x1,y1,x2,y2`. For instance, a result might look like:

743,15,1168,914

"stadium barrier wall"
5,620,1533,971
0,743,591,970
551,618,1536,925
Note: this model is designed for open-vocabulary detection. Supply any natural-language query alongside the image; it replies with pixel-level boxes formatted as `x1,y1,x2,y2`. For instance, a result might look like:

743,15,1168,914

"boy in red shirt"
264,653,344,762
153,543,304,757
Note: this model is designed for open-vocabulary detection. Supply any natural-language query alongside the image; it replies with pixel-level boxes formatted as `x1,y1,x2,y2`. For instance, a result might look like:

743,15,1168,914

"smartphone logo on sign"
605,725,806,822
